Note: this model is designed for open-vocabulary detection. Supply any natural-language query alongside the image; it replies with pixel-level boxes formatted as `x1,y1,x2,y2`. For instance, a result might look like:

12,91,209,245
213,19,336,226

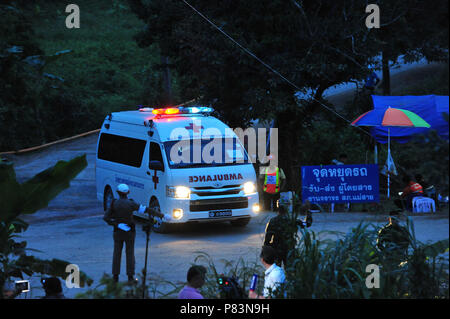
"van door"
97,132,148,208
145,141,166,211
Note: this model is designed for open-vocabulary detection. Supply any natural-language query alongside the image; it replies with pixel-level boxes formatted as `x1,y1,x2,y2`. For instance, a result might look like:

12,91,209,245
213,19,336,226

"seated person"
394,175,423,211
415,174,436,200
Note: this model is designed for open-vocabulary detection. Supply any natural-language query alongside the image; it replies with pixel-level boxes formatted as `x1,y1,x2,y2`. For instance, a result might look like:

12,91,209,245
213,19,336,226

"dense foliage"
0,155,93,297
0,0,161,151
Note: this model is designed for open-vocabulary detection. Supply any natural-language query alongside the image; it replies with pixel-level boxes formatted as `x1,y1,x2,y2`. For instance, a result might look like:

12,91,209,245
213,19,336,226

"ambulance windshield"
163,137,249,169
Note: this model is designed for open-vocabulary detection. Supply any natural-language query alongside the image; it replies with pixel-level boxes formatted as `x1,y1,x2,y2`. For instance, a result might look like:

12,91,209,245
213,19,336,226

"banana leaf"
19,154,87,216
0,160,22,223
422,239,449,259
15,255,93,287
1,155,87,224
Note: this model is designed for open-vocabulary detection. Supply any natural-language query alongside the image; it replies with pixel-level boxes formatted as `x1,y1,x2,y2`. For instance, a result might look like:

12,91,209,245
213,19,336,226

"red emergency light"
152,107,180,115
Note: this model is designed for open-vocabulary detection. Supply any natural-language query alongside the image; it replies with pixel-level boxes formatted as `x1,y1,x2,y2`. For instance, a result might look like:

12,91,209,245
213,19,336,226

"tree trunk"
382,51,391,95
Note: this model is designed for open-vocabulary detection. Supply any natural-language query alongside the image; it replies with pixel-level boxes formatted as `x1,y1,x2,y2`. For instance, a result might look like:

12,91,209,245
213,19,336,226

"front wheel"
103,187,114,212
150,199,171,233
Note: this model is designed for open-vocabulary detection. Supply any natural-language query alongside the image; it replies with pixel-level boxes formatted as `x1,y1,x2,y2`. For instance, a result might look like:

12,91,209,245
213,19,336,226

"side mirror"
149,160,164,171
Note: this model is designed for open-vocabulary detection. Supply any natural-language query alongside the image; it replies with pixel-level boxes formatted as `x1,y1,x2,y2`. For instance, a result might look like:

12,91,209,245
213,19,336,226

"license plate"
209,210,232,218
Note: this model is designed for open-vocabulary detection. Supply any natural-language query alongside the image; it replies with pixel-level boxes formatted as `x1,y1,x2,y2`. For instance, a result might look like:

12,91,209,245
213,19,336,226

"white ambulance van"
96,106,260,232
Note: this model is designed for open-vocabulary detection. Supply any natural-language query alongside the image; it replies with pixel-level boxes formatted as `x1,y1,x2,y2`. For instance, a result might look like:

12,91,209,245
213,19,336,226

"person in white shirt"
249,245,286,299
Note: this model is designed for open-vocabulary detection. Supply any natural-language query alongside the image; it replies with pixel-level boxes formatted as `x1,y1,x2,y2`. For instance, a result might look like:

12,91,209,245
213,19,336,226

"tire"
103,186,114,212
230,217,251,227
150,198,171,233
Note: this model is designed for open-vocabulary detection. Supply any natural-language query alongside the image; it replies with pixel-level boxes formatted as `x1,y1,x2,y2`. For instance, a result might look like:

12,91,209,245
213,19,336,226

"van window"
149,142,164,171
98,133,146,167
163,137,249,169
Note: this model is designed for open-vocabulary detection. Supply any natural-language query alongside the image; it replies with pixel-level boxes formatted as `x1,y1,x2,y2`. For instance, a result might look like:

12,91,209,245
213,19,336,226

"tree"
128,0,381,125
0,3,101,152
369,0,448,95
127,0,448,190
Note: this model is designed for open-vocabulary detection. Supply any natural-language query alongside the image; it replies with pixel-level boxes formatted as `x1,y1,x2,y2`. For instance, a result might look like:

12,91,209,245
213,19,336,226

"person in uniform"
377,210,410,263
415,173,436,200
103,183,169,283
263,202,313,268
259,154,286,211
395,175,423,211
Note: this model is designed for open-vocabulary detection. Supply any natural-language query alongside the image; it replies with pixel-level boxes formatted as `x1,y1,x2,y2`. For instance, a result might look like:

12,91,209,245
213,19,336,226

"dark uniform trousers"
103,198,140,277
112,229,136,276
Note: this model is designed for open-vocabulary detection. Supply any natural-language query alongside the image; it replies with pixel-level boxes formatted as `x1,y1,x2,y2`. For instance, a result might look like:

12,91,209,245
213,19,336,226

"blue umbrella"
351,107,430,198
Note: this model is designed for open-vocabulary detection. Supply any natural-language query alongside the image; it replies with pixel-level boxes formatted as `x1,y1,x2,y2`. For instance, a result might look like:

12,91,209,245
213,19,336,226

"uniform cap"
117,184,130,193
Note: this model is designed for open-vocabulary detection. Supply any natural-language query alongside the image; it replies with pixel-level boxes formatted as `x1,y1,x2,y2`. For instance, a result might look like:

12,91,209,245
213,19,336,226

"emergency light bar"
139,105,214,115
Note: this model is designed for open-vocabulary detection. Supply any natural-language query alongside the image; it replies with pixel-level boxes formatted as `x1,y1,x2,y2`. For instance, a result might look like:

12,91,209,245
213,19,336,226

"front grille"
190,197,248,212
192,184,242,197
194,184,241,190
192,189,241,197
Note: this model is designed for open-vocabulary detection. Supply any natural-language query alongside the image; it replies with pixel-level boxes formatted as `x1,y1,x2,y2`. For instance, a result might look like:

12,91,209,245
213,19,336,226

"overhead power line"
180,0,374,138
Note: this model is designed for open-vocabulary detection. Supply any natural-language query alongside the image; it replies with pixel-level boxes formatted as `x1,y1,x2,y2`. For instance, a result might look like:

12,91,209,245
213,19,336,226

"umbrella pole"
387,128,390,198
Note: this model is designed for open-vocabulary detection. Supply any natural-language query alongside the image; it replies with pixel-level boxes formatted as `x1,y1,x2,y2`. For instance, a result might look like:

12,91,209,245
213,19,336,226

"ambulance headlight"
243,182,256,195
167,186,191,199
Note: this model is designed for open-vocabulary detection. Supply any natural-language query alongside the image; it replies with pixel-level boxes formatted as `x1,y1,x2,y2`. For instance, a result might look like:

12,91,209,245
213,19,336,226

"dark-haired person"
2,281,20,299
264,203,312,268
415,174,436,200
41,277,66,299
377,211,410,263
249,246,286,299
178,265,207,299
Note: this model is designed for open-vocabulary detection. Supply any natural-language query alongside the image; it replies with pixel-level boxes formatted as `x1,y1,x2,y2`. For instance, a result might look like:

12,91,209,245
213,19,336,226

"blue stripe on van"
115,177,145,189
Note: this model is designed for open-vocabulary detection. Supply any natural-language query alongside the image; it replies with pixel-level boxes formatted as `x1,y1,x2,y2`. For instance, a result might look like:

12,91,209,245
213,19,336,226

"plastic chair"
412,196,436,213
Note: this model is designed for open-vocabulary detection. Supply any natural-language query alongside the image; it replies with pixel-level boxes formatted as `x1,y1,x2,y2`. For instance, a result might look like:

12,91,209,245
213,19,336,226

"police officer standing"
103,184,169,283
263,202,313,268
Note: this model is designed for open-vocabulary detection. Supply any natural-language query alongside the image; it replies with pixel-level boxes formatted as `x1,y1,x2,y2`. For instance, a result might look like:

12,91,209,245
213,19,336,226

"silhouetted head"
339,154,348,164
260,245,277,266
41,277,62,295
